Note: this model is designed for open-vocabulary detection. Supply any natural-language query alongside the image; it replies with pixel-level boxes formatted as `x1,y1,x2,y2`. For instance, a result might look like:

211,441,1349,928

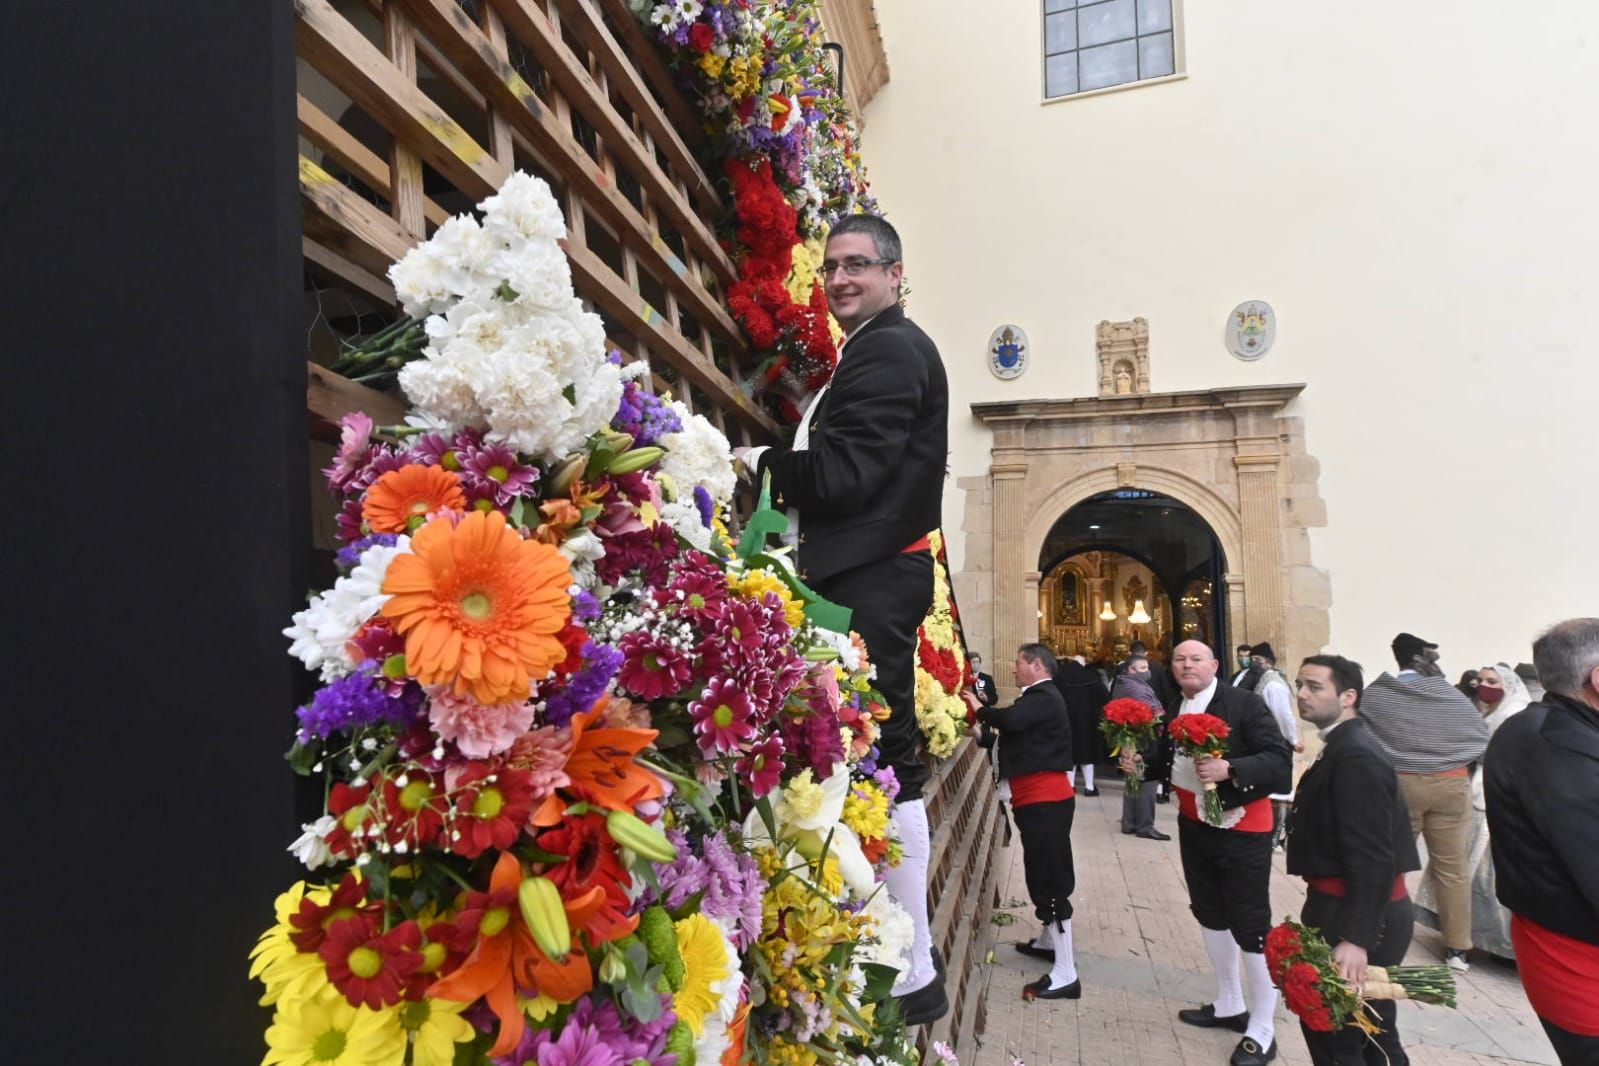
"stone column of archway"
989,418,1032,701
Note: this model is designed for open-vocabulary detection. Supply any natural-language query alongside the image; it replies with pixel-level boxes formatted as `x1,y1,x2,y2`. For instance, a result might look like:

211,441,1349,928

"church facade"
857,0,1599,684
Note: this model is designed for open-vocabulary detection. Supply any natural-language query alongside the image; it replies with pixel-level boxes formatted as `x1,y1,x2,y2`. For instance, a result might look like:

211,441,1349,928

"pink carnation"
426,688,536,758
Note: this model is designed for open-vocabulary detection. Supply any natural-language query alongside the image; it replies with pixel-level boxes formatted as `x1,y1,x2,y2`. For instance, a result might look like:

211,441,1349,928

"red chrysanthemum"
288,873,383,953
617,630,696,699
324,781,377,859
379,770,446,851
689,677,758,755
445,764,537,859
735,734,786,797
320,917,424,1009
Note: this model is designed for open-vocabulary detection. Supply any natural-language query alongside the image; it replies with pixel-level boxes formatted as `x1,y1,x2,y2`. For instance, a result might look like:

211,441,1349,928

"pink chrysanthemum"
668,569,728,619
324,412,375,492
689,677,757,755
426,687,537,758
735,735,786,796
460,442,539,505
617,631,696,699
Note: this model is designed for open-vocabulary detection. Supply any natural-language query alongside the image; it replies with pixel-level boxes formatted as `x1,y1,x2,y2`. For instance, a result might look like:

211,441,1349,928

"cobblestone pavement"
960,784,1557,1066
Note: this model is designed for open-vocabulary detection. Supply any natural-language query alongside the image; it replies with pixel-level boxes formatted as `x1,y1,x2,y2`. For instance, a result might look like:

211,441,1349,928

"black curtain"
3,2,306,1059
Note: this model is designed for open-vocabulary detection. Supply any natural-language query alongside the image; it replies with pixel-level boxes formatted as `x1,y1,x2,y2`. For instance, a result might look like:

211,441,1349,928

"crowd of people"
968,626,1599,1066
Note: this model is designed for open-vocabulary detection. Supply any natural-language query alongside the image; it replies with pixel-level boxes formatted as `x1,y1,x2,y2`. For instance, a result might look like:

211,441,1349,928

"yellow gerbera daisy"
673,914,732,1035
398,996,474,1066
264,989,405,1065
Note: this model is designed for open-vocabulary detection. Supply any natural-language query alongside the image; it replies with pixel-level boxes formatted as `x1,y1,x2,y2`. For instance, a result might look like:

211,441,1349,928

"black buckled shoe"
1177,1004,1249,1032
1023,974,1082,1000
1229,1036,1277,1066
1136,828,1172,841
897,975,949,1027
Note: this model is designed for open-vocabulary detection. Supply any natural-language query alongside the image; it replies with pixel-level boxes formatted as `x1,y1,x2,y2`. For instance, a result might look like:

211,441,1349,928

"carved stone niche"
1097,318,1151,396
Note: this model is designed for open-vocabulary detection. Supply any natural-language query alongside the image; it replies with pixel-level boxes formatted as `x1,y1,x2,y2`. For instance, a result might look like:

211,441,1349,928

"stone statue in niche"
1113,361,1134,395
1097,318,1151,397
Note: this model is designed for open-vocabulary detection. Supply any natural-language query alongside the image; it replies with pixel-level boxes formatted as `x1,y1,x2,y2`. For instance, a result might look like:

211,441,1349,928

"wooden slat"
308,362,406,439
303,236,396,305
296,95,450,229
296,0,510,202
592,0,706,151
300,156,416,267
565,240,777,436
508,0,722,223
392,0,744,341
384,6,428,237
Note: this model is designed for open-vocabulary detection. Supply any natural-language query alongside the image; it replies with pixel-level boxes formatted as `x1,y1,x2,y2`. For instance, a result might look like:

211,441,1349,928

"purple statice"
295,666,422,742
692,485,715,529
334,532,399,571
570,588,602,623
541,642,624,727
611,379,683,447
700,830,767,950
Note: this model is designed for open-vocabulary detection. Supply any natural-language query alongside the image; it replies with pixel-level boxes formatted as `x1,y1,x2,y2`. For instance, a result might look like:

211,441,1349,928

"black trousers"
1299,892,1414,1065
1013,797,1076,925
1178,816,1274,952
816,551,935,801
1539,1017,1599,1066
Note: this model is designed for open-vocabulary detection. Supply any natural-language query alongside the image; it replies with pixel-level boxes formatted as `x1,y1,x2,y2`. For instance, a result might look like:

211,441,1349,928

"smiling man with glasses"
737,213,951,1025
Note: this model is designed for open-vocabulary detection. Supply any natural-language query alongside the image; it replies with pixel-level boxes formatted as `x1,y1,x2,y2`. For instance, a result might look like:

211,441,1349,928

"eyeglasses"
820,256,895,278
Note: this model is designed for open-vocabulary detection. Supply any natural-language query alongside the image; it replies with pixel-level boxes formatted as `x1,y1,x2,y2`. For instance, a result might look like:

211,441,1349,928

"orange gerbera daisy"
381,510,572,705
362,463,467,534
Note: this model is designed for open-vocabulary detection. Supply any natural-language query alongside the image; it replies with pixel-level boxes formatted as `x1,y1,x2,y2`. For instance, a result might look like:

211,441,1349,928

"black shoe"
1177,1004,1250,1032
897,974,949,1027
1082,787,1100,796
1014,939,1055,960
1229,1037,1277,1066
1136,828,1172,841
1122,827,1137,835
1023,974,1082,1000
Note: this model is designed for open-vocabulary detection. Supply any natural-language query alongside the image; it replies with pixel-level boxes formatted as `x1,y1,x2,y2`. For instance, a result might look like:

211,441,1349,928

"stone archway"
955,384,1331,700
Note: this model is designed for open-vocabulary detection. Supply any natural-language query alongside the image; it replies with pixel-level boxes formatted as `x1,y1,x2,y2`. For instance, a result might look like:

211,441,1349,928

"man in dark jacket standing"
1287,654,1419,1065
968,644,1082,1000
740,214,950,1024
1056,654,1108,795
1165,640,1293,1066
970,652,999,708
1485,618,1599,1065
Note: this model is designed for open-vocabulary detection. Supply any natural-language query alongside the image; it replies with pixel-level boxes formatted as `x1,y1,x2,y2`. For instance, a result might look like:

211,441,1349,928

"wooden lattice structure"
294,1,1002,1058
296,0,777,445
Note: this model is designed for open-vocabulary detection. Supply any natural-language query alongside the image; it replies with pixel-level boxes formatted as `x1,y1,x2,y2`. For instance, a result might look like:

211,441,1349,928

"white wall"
860,0,1599,677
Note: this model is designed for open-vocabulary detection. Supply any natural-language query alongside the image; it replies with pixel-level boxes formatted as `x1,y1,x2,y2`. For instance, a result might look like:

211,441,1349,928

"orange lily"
531,704,666,827
429,852,593,1056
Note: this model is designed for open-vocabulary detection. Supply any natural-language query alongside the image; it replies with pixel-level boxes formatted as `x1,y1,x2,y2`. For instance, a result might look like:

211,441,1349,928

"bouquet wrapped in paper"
1168,712,1231,825
1266,918,1457,1035
1100,698,1160,789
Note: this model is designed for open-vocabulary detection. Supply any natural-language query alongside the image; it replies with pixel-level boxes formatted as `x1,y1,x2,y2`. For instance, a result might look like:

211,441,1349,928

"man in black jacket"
970,652,999,708
1484,618,1599,1065
1287,654,1419,1065
967,644,1082,1000
741,214,950,1024
1164,640,1294,1066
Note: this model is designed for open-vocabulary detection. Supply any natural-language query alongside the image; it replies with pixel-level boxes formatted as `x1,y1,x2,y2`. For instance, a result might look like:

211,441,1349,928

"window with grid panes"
1044,0,1177,99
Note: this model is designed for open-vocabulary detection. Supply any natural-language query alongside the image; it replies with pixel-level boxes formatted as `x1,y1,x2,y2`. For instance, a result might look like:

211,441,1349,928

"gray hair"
827,214,902,264
1017,642,1058,675
1531,618,1599,698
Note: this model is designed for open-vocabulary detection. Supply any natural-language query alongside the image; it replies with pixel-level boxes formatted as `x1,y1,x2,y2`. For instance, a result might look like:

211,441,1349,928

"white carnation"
660,500,713,551
426,214,500,301
397,356,482,435
479,170,567,244
558,530,607,590
860,890,914,974
388,247,453,319
283,537,411,679
659,402,736,503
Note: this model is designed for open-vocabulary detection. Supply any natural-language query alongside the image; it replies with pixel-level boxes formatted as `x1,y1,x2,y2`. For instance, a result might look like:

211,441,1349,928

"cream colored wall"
861,0,1599,677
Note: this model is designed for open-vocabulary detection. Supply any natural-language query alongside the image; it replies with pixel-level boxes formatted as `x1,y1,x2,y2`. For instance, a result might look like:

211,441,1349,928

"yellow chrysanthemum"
842,785,890,842
250,883,332,1007
673,914,732,1035
264,989,405,1066
398,997,474,1066
785,237,827,305
698,51,727,78
729,569,805,628
781,769,824,822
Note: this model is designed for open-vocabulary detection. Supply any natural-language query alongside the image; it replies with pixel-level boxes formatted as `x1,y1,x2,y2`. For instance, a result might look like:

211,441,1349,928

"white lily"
743,762,876,899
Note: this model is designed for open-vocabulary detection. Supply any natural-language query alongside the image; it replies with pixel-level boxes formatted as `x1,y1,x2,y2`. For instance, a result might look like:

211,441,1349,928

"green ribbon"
737,472,852,633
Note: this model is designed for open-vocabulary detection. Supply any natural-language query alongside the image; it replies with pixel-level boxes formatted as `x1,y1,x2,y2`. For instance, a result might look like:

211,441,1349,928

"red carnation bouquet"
1266,918,1456,1035
1168,712,1231,825
1100,698,1160,789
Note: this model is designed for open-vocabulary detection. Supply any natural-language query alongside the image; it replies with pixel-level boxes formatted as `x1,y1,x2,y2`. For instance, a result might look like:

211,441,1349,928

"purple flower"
611,380,683,447
700,830,766,950
495,994,676,1066
692,485,715,528
459,441,539,504
295,666,423,742
571,588,602,623
334,532,399,571
542,642,624,727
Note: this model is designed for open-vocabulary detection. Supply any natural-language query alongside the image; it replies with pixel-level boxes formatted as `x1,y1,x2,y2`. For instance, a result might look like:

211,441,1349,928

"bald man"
1134,640,1292,1066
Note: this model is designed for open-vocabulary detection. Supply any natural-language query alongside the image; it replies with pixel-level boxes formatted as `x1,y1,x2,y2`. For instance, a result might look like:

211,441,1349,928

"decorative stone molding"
965,384,1330,677
1096,318,1151,396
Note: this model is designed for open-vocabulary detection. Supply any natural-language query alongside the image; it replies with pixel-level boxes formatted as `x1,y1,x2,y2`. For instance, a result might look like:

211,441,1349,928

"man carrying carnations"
1286,653,1421,1064
1141,640,1292,1066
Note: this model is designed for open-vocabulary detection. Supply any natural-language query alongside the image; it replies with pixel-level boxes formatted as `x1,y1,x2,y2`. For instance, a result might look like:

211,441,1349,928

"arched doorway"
1036,490,1226,666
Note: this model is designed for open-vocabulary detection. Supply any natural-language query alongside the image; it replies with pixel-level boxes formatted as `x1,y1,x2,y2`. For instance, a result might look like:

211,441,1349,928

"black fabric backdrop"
4,2,306,1059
